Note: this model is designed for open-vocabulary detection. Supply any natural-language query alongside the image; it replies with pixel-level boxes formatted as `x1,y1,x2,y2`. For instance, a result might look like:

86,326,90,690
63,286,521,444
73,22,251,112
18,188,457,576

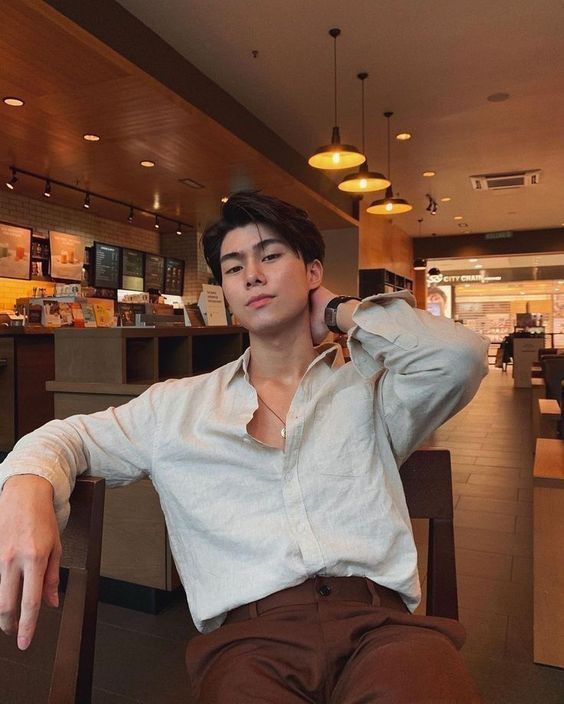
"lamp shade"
338,163,390,193
366,185,413,215
309,127,365,170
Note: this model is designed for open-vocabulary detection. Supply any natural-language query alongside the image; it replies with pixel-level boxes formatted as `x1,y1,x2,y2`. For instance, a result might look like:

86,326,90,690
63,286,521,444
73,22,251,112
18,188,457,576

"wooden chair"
48,476,105,704
400,449,458,620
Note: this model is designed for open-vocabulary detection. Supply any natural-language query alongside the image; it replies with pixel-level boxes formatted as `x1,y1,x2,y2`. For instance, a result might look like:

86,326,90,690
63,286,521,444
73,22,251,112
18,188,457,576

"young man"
0,192,487,702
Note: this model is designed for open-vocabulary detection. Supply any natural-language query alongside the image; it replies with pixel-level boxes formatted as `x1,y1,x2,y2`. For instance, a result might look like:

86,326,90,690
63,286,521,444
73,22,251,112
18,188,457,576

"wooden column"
414,270,427,310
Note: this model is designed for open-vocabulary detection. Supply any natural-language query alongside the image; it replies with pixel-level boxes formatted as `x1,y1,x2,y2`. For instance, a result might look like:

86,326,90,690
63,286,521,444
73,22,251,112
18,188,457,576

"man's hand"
309,286,336,345
0,475,61,650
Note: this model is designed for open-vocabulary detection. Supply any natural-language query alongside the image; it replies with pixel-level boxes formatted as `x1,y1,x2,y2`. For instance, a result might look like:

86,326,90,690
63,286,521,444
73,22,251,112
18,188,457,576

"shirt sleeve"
347,290,490,465
0,381,165,530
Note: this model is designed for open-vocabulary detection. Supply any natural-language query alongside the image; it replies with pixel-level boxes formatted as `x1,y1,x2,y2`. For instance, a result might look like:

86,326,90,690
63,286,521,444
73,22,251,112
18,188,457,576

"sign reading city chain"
427,265,564,286
428,272,502,285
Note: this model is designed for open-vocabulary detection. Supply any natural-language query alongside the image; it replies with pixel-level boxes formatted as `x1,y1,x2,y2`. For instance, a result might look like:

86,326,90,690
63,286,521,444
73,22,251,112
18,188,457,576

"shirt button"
318,584,332,597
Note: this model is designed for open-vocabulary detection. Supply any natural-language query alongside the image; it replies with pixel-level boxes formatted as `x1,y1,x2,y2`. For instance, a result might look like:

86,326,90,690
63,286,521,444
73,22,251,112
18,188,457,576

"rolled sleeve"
347,292,489,463
0,382,163,530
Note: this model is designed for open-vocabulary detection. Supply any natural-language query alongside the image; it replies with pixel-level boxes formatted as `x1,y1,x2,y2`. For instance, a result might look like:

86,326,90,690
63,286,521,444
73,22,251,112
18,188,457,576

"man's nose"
245,260,265,286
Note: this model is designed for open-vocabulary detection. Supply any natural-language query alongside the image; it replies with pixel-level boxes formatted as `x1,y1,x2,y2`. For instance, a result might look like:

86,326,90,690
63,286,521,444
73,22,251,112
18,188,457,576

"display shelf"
359,268,414,297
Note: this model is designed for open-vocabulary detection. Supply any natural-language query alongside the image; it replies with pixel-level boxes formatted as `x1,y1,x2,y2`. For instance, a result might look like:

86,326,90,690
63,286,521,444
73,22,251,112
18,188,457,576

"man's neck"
248,320,318,388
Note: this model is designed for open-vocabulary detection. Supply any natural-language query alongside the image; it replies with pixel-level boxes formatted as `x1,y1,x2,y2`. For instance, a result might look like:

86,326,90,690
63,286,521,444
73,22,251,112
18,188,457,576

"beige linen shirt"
0,292,489,633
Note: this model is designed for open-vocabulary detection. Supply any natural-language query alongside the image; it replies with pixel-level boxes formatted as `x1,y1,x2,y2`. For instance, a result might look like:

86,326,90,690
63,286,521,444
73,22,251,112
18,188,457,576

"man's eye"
225,265,242,274
263,253,281,262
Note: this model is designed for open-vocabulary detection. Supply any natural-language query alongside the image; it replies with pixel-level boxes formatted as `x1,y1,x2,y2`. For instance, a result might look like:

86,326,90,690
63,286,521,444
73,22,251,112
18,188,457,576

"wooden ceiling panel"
0,1,354,232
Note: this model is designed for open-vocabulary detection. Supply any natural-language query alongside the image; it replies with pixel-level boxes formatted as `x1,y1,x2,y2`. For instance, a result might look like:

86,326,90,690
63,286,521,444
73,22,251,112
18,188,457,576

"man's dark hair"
201,191,325,283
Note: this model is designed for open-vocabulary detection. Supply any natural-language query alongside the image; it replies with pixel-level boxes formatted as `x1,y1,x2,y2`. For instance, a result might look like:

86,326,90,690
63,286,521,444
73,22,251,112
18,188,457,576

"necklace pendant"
281,427,287,439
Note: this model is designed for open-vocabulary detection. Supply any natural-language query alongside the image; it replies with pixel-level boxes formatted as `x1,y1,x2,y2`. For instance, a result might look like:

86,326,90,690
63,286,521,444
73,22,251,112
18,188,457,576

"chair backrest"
538,348,557,361
48,476,105,704
541,356,564,405
399,449,458,620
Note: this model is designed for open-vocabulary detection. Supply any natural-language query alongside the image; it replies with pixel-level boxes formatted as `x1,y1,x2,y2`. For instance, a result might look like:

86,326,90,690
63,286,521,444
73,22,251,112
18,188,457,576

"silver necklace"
256,392,287,438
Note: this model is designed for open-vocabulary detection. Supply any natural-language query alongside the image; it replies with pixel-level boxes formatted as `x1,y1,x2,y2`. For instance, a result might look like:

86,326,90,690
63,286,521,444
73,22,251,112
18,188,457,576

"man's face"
219,223,322,335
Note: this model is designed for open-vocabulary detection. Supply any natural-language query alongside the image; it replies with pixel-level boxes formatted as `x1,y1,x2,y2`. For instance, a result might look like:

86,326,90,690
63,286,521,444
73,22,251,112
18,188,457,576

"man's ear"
306,259,323,290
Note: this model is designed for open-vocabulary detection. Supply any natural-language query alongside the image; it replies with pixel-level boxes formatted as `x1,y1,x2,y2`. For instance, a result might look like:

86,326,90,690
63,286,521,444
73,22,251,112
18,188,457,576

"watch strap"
324,296,361,333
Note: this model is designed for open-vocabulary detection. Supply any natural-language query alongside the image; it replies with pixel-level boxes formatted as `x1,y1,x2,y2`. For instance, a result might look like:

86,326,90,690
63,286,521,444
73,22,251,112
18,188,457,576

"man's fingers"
42,543,61,608
17,562,46,650
0,565,21,637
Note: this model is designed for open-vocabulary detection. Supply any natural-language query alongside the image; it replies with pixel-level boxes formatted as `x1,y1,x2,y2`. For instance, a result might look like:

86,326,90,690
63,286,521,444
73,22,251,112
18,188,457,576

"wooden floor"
1,368,564,702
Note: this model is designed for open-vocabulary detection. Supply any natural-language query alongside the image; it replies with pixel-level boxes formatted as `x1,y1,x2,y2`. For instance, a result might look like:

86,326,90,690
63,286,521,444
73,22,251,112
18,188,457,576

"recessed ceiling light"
457,222,469,228
487,92,510,102
558,280,564,284
520,291,525,295
474,264,481,269
83,133,100,142
140,160,155,168
454,216,463,220
440,197,451,202
464,284,470,288
396,132,412,141
3,97,24,107
221,196,229,203
422,171,436,177
469,258,478,262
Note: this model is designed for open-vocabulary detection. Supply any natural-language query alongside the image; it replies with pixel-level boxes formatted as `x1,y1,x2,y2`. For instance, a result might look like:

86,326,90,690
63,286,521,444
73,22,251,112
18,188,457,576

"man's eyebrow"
220,238,285,264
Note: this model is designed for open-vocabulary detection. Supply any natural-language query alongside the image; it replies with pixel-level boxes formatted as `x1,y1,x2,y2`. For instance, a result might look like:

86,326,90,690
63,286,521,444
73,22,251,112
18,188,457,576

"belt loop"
248,600,259,619
365,578,381,606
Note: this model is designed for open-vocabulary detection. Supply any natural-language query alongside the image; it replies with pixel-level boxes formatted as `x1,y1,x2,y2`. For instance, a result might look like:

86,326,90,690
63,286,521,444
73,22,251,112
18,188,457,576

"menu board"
145,254,165,291
93,241,120,289
164,257,184,296
121,248,144,291
50,231,84,282
0,222,31,281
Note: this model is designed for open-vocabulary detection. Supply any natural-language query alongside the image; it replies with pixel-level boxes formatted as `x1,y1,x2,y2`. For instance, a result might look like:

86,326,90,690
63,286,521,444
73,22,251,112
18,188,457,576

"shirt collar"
225,341,344,387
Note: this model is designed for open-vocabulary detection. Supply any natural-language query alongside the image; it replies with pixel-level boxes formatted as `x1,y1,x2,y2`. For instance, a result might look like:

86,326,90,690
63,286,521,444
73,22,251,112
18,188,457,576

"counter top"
0,326,55,336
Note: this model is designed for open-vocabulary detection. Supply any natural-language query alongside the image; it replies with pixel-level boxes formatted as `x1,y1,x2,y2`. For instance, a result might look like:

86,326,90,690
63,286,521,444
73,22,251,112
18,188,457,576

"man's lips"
246,295,274,308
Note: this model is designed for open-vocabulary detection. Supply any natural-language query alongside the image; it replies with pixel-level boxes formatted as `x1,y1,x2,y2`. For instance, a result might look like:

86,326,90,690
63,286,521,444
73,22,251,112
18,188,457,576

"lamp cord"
333,33,338,126
361,77,365,154
387,114,391,181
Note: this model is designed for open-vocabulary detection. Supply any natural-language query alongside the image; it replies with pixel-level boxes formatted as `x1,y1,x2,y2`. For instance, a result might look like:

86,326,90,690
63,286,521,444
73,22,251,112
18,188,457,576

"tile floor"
1,368,563,702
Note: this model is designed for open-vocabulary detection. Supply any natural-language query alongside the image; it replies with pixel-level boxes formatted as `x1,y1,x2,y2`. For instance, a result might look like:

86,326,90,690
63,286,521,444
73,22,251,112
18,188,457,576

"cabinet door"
0,339,15,451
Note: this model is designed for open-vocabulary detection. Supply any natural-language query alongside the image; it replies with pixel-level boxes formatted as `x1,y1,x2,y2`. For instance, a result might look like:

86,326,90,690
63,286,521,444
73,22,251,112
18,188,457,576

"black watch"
324,296,361,333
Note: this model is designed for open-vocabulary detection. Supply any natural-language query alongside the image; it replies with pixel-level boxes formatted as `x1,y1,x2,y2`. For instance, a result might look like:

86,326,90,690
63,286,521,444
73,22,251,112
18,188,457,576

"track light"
7,166,191,233
426,194,438,215
413,258,427,270
428,267,441,277
6,168,17,190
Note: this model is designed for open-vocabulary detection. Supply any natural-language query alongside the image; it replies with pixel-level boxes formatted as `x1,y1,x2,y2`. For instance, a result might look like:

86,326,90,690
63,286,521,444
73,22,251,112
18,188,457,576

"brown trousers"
186,576,481,703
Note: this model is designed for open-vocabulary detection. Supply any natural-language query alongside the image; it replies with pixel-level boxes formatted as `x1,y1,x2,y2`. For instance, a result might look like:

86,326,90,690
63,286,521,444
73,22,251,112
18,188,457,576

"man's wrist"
335,299,360,333
324,296,361,333
3,474,54,499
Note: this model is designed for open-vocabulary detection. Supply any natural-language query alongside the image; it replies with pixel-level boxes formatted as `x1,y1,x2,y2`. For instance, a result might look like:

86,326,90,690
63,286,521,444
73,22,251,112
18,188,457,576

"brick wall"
0,190,209,308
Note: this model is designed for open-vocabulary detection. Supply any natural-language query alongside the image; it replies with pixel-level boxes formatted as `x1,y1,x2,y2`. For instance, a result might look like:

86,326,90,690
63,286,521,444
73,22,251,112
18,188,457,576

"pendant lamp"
338,73,390,193
308,29,365,170
367,112,412,214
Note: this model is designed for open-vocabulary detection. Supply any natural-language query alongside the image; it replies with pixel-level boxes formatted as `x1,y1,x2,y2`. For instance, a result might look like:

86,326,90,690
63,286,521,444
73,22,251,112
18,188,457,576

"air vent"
470,170,541,191
179,177,204,189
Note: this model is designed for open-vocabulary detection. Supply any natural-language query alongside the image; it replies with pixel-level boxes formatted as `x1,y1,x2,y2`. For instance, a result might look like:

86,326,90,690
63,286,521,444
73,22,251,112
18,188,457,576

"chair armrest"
47,568,88,704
